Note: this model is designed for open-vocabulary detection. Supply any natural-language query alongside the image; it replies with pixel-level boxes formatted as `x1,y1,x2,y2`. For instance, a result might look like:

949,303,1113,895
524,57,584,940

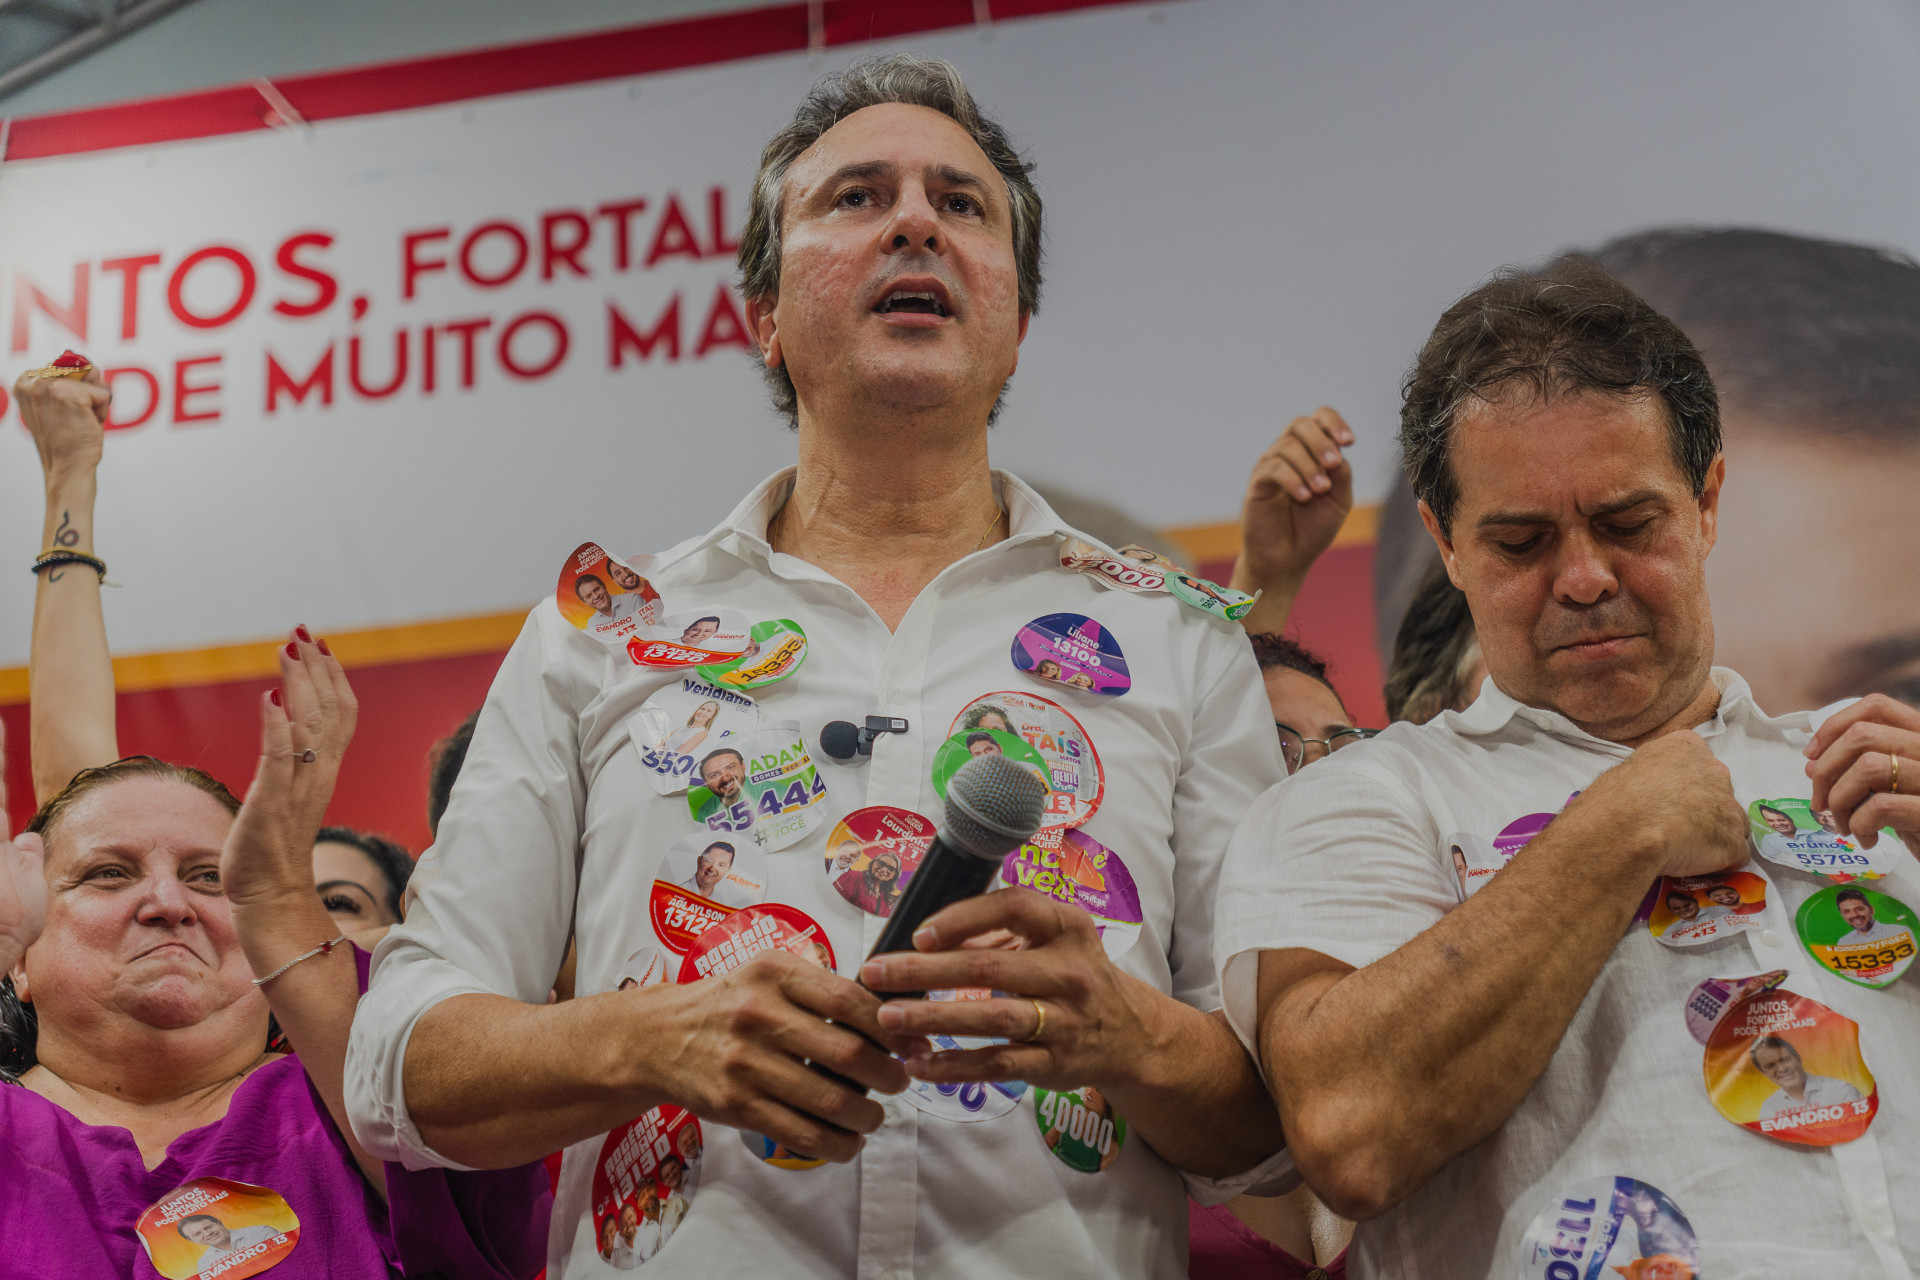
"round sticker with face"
1000,828,1143,960
136,1178,300,1280
1796,884,1919,988
1032,1085,1127,1174
1058,537,1170,592
615,945,673,992
1010,613,1131,696
628,676,760,796
929,728,1056,826
558,542,663,646
824,807,936,918
738,1128,826,1172
1443,832,1502,901
901,988,1030,1123
590,1107,703,1268
1165,572,1255,622
1648,871,1769,947
1747,796,1898,880
686,722,831,854
677,903,836,984
646,836,767,954
627,609,754,669
1683,969,1789,1046
1703,985,1877,1145
950,693,1103,829
696,619,809,691
1519,1177,1698,1280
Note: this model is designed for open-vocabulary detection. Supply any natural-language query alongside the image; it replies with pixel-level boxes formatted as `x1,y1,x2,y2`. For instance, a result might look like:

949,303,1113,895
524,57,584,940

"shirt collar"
1448,665,1757,748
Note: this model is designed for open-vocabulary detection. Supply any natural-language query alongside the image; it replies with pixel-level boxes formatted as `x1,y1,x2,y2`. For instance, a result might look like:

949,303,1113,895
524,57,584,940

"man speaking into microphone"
347,56,1288,1278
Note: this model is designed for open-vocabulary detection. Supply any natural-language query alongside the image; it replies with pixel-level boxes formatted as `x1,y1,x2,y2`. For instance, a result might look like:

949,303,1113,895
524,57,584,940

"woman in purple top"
0,636,548,1279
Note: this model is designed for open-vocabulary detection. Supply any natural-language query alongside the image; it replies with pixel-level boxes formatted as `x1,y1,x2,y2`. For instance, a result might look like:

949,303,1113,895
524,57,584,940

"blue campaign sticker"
899,990,1029,1123
1011,613,1131,696
1520,1177,1698,1280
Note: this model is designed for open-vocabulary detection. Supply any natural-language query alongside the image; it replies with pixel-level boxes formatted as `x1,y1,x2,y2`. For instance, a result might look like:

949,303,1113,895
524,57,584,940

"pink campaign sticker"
1000,829,1144,959
1011,613,1131,696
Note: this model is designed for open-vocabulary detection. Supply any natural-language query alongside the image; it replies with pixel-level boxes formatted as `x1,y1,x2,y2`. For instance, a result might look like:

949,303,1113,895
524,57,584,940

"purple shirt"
0,948,548,1279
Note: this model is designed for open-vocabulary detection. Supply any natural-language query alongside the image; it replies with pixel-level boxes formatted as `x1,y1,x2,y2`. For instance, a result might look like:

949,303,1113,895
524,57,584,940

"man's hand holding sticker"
1804,693,1920,854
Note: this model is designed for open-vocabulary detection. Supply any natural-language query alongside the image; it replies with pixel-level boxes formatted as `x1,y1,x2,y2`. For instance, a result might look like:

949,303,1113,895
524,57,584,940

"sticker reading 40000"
558,542,663,646
627,609,754,669
135,1177,300,1280
950,692,1103,829
1519,1177,1698,1280
686,722,829,852
696,619,808,690
590,1107,703,1269
1033,1085,1127,1173
1704,986,1877,1146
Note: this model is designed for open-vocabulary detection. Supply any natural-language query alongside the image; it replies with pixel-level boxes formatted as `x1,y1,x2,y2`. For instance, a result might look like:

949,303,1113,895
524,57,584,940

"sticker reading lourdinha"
135,1177,301,1280
824,806,936,918
1518,1176,1698,1280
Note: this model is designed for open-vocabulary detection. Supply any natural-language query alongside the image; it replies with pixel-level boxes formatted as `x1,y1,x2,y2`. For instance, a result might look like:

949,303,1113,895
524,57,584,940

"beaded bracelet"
32,549,106,582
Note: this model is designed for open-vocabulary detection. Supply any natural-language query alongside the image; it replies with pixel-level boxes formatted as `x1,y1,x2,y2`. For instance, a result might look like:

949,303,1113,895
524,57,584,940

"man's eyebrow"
930,162,993,195
817,159,895,190
1474,491,1668,529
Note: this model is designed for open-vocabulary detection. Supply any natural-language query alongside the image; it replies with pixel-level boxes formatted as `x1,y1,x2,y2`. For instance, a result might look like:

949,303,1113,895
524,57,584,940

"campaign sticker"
1000,828,1144,960
677,903,836,983
696,619,808,691
950,692,1104,828
902,988,1029,1123
1683,969,1789,1046
1796,884,1918,989
1703,986,1877,1145
1518,1177,1698,1280
1649,871,1768,947
1010,613,1132,696
825,806,937,918
616,945,674,992
738,1128,825,1172
686,722,830,853
558,542,663,647
627,677,760,796
136,1178,299,1280
1059,537,1170,592
1165,572,1255,622
627,609,754,669
646,834,767,955
1444,832,1503,901
1033,1085,1127,1174
1748,797,1899,880
929,728,1057,829
591,1107,703,1268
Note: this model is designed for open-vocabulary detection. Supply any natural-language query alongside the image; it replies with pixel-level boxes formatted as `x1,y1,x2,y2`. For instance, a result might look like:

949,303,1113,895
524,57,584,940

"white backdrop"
5,0,1920,665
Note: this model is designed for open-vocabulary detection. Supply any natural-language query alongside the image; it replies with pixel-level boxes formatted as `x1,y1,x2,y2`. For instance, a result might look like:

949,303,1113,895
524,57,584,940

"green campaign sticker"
695,619,808,691
1746,796,1897,880
1165,572,1255,622
929,729,1053,815
1032,1086,1126,1173
1796,884,1918,989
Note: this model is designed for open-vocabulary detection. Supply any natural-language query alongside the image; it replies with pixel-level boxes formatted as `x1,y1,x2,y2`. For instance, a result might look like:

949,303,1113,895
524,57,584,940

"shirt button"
889,692,910,707
879,1097,901,1126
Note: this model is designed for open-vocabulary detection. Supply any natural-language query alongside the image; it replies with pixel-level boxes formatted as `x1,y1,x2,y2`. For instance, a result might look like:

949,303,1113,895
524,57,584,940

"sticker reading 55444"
686,723,829,853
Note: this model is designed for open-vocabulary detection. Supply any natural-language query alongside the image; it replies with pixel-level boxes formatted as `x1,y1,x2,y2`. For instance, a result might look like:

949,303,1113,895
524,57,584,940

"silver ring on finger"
296,749,317,764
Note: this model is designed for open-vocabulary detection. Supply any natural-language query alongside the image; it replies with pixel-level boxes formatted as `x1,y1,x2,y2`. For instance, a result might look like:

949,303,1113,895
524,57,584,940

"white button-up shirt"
347,469,1291,1280
1215,669,1920,1280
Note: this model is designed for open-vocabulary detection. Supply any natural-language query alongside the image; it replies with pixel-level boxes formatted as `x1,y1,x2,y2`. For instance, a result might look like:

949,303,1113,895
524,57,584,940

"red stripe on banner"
4,0,1154,161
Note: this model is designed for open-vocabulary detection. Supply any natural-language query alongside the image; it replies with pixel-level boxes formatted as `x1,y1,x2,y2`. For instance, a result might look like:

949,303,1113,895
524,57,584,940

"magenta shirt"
0,949,548,1279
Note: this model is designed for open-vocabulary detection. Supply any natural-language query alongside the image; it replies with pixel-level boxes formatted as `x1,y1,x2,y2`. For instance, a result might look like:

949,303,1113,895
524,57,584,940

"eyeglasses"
1275,723,1378,774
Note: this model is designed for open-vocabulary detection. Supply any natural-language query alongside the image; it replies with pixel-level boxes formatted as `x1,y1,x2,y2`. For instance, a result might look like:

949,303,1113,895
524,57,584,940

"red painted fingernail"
317,638,331,656
269,688,282,706
285,642,299,659
295,625,312,643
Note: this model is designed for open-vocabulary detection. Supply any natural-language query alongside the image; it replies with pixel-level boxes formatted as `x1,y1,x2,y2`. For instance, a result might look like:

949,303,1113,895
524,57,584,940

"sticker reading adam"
950,693,1103,828
627,677,759,796
590,1107,703,1269
558,542,663,646
1000,828,1143,960
1011,613,1131,696
1797,884,1918,989
1648,871,1768,947
1748,797,1902,880
929,728,1057,829
677,903,835,984
1704,986,1877,1145
645,836,766,954
686,722,829,853
136,1177,300,1280
1519,1176,1698,1280
627,609,753,669
902,988,1029,1123
825,806,936,918
696,619,808,690
1033,1085,1126,1174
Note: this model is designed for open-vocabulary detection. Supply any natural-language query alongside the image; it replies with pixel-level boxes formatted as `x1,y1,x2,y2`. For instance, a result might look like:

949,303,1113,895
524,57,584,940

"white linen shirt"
1215,669,1920,1280
347,469,1290,1280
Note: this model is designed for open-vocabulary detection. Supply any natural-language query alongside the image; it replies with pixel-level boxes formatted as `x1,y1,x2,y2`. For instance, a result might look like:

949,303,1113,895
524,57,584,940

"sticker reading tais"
627,609,754,669
1011,613,1131,696
950,692,1104,828
685,722,829,853
557,542,663,647
1648,871,1768,947
824,806,937,918
676,903,835,984
627,677,760,796
695,618,808,690
1001,828,1143,960
1033,1085,1127,1173
1747,796,1901,880
1796,884,1918,989
929,728,1057,828
1518,1176,1698,1280
1703,986,1877,1146
136,1177,300,1280
590,1107,703,1268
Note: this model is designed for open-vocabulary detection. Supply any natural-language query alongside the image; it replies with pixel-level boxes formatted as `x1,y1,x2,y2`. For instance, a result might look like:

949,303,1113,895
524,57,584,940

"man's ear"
744,295,782,370
1417,499,1464,589
1697,452,1726,557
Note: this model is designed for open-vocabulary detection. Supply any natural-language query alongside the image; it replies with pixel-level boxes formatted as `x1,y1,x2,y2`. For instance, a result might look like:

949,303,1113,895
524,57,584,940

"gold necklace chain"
973,501,1005,553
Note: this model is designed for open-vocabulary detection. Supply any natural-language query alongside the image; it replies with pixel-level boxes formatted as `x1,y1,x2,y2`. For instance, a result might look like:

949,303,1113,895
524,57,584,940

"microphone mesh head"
943,752,1049,859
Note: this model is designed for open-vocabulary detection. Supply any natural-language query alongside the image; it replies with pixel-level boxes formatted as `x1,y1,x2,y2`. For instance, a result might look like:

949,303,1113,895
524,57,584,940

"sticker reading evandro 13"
136,1177,301,1280
686,722,829,853
696,619,808,690
1011,613,1131,696
1796,883,1918,989
1703,985,1877,1146
1747,796,1901,880
950,692,1103,829
590,1107,702,1268
1648,871,1768,947
1519,1177,1698,1280
557,542,663,647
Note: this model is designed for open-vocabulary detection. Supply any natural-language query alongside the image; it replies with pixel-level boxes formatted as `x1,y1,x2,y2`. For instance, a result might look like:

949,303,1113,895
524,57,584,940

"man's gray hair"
737,54,1043,426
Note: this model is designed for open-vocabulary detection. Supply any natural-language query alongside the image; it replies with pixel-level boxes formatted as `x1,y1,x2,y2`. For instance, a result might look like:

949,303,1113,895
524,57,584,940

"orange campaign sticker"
557,542,663,646
591,1107,703,1268
135,1178,299,1280
1703,986,1877,1146
645,835,767,954
1648,870,1768,947
626,609,754,669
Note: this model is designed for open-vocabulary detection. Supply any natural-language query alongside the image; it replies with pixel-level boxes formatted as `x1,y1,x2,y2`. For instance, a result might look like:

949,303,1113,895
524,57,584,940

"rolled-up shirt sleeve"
346,604,591,1170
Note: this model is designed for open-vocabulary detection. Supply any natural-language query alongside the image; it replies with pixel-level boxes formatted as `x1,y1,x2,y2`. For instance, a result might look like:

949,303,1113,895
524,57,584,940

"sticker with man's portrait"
684,722,829,853
929,728,1058,828
645,835,767,954
1519,1176,1698,1280
1058,537,1170,593
823,806,936,918
1796,883,1918,989
627,676,760,796
1703,985,1877,1146
135,1177,300,1280
557,542,664,647
1746,796,1902,880
1032,1084,1127,1173
590,1107,703,1269
949,692,1103,829
627,608,753,669
1648,871,1769,947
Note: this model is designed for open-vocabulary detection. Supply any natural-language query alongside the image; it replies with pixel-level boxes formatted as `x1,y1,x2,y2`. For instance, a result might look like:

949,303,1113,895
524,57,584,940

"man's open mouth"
875,289,949,316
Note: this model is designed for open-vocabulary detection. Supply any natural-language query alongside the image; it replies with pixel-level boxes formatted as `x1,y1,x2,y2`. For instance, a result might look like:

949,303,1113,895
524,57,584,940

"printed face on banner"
1001,828,1143,959
902,988,1029,1123
1649,871,1768,946
646,835,766,954
628,677,760,795
825,807,936,918
1059,537,1169,593
591,1107,703,1269
676,903,835,983
696,619,808,690
1797,884,1918,988
1703,986,1877,1145
136,1178,301,1280
627,609,753,669
686,722,829,852
1033,1085,1127,1174
950,693,1103,828
558,542,664,646
1519,1177,1698,1280
1011,613,1131,696
929,728,1057,828
1747,796,1899,879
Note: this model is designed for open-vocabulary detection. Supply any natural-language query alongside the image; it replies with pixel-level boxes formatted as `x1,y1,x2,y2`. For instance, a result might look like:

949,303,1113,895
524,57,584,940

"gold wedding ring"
1893,752,1901,794
1022,999,1047,1044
